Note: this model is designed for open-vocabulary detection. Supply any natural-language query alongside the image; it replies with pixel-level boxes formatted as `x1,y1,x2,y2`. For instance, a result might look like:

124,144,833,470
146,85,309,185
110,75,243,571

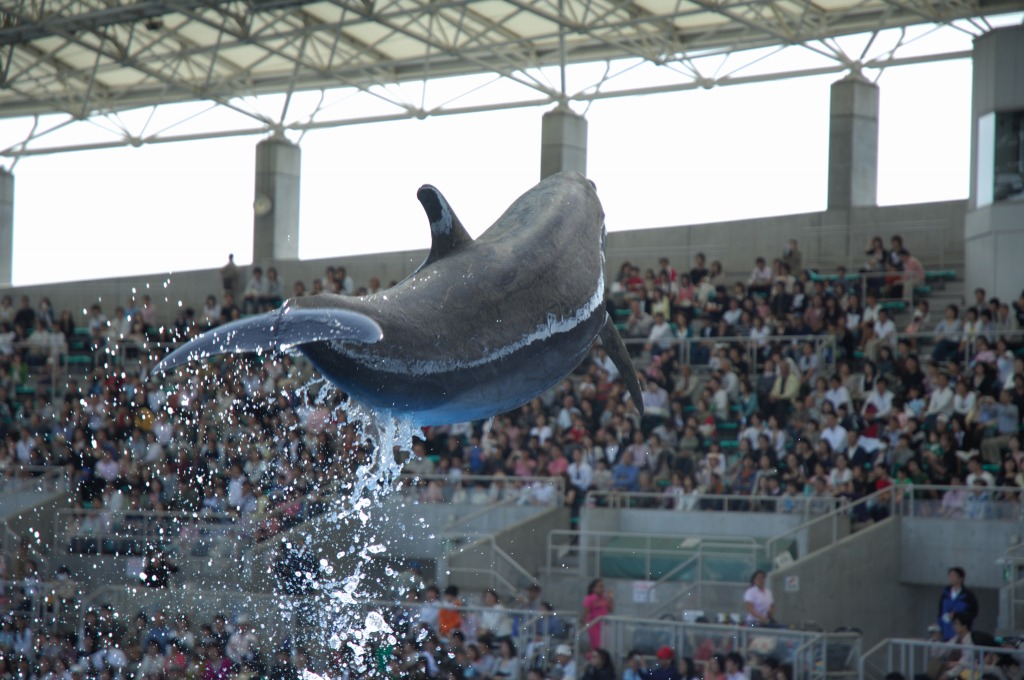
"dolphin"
151,171,643,425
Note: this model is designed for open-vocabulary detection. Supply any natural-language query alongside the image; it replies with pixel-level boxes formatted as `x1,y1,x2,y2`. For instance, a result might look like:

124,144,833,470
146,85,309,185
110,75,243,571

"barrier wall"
899,517,1021,589
769,518,911,648
7,200,966,327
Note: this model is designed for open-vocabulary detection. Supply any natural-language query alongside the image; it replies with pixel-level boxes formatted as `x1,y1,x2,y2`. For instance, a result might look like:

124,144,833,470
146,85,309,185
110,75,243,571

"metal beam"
0,46,972,158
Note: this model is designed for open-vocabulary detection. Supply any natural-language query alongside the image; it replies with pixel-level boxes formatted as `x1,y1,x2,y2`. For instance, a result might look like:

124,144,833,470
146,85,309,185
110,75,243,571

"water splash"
276,383,419,678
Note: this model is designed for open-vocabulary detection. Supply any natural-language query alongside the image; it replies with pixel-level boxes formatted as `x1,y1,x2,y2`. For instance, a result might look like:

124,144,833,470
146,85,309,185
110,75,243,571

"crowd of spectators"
0,600,314,680
1,241,1024,679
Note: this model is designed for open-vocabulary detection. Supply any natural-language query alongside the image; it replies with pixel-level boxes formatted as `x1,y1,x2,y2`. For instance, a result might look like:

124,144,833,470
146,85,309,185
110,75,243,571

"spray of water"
277,379,421,678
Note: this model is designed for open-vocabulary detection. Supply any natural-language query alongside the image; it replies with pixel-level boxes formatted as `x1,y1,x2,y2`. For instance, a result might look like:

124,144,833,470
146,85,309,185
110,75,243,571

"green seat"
880,300,907,312
925,270,957,281
66,355,92,365
719,439,739,449
718,421,739,431
15,386,35,396
913,285,932,296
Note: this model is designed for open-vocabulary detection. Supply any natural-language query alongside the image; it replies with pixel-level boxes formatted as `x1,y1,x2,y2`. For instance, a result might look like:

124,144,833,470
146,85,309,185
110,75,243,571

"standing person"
582,578,613,651
743,570,776,626
221,254,240,294
782,239,802,275
937,567,979,640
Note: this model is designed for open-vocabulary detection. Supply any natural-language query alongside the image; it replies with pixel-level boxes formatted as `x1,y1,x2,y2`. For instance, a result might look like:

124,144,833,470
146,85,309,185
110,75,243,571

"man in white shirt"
567,447,593,494
874,308,898,350
719,360,740,401
825,375,852,413
861,378,894,422
592,345,619,382
965,456,996,488
709,376,730,421
748,257,774,295
820,413,848,454
924,372,955,426
645,312,675,354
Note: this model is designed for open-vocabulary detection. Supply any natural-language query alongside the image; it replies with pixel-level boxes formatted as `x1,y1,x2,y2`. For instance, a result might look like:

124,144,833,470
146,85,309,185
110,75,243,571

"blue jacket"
937,585,978,639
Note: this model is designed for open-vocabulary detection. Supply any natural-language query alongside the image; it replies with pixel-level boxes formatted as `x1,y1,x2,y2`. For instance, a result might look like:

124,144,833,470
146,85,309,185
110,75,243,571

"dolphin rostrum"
151,171,643,425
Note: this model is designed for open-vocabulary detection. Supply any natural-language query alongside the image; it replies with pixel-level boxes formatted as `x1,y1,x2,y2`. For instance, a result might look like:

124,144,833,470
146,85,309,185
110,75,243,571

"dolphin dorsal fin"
415,185,473,270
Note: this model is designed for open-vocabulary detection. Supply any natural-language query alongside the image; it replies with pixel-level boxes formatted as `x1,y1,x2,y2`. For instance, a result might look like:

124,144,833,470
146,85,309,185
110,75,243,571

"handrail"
999,542,1024,632
898,484,1024,521
0,466,67,494
764,487,895,562
586,490,843,517
581,614,862,679
800,220,958,270
441,496,520,534
396,474,567,507
859,638,1004,680
644,552,702,617
620,333,837,379
354,597,581,667
546,528,764,584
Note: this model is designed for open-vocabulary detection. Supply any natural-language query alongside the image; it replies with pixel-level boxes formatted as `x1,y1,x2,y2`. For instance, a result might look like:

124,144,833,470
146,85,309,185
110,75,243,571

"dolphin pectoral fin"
149,307,382,377
414,184,473,272
599,313,644,416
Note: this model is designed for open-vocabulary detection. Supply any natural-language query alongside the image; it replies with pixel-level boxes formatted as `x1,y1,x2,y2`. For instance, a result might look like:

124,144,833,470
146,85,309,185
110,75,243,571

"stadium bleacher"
1,239,1023,680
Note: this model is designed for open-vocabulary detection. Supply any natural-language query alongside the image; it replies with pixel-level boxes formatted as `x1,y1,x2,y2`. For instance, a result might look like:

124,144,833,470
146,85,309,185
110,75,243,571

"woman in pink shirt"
583,578,614,650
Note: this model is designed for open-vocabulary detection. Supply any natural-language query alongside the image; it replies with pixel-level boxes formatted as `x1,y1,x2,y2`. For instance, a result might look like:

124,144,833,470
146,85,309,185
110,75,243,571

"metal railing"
0,578,75,629
621,333,837,379
896,484,1024,521
859,638,1011,680
999,542,1024,633
79,584,293,648
54,508,245,562
585,490,842,518
446,533,540,594
546,529,766,581
353,597,580,669
0,465,68,495
764,488,897,564
590,615,861,680
801,221,959,272
395,473,566,507
0,518,51,579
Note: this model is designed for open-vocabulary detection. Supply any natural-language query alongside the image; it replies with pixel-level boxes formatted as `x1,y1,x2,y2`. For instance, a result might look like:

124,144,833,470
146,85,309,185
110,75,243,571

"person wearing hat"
551,644,578,680
647,646,682,680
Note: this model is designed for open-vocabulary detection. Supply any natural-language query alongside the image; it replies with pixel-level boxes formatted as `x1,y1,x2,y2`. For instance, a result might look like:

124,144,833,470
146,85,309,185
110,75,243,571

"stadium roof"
0,0,1020,155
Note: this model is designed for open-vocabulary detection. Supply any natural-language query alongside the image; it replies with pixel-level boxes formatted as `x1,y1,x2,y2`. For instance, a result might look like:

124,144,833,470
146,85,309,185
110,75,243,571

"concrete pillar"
540,105,588,179
0,169,12,286
827,73,879,209
253,136,301,262
965,25,1024,304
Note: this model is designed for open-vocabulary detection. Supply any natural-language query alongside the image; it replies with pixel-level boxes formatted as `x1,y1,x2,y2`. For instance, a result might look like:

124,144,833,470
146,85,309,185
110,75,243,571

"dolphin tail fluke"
148,307,383,378
599,313,644,416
